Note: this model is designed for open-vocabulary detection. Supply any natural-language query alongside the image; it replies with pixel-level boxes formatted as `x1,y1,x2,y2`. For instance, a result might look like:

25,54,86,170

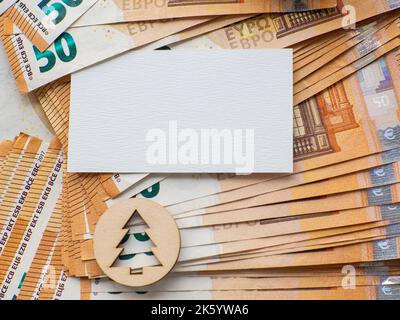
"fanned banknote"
5,0,100,52
72,0,338,26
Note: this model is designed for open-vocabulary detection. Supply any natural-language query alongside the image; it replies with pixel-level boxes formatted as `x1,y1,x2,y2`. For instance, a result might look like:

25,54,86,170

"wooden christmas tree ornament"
93,198,181,287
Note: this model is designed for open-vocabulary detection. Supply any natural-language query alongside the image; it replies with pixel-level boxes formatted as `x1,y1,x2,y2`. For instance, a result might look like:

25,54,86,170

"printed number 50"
34,32,77,73
37,0,83,25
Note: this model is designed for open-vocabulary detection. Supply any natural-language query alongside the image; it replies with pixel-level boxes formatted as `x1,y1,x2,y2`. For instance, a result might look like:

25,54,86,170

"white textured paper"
69,50,292,173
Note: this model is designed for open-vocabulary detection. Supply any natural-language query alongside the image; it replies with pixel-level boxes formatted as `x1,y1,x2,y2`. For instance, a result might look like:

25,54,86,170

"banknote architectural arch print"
294,81,358,161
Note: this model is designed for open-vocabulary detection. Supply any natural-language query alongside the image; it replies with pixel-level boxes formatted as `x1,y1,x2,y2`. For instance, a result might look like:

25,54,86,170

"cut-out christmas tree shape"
126,211,146,227
94,199,180,287
111,210,162,273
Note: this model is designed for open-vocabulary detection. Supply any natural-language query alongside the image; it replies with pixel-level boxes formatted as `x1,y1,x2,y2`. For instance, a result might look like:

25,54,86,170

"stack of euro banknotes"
1,0,400,300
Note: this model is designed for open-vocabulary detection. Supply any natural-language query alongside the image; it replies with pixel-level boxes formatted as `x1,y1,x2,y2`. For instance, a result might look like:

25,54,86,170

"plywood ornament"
93,198,180,287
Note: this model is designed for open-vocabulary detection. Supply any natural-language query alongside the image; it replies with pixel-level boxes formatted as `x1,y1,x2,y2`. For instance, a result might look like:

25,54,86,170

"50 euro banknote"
172,184,400,228
293,14,400,92
175,221,400,267
195,182,400,225
190,161,400,216
102,171,399,263
174,182,400,228
174,236,400,272
0,134,65,300
98,151,400,224
293,38,400,105
107,212,393,264
0,138,80,300
5,0,99,52
0,16,211,92
76,174,398,269
73,199,394,275
145,151,400,217
72,0,338,26
292,26,364,73
101,179,400,258
291,11,400,83
171,0,400,50
1,14,251,92
165,148,400,220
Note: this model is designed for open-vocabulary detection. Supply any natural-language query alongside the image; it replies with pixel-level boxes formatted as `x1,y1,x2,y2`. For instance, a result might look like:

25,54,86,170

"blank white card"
69,49,293,173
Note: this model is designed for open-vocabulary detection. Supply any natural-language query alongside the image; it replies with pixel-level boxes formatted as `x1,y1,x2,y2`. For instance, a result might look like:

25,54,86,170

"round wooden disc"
93,198,180,287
